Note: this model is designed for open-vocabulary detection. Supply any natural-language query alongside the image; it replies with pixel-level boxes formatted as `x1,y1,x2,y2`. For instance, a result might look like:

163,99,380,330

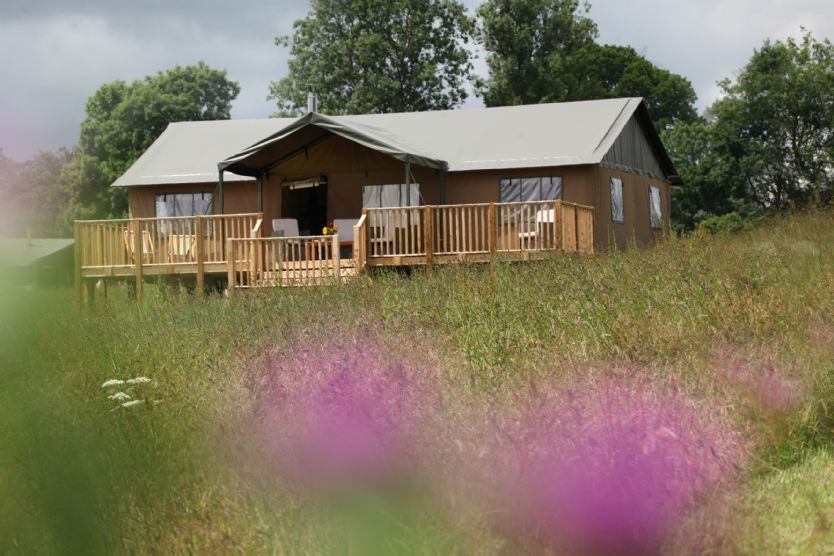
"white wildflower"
121,400,145,408
108,392,131,401
101,379,125,388
126,377,152,384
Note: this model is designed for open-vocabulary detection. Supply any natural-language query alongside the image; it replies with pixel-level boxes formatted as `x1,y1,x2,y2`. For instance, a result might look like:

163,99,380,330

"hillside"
2,210,833,554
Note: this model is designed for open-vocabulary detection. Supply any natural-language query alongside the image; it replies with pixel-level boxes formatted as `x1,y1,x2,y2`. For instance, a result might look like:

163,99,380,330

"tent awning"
219,112,448,177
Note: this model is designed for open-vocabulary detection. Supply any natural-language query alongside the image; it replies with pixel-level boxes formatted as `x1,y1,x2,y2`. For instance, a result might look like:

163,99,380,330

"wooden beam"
226,238,235,297
424,206,434,266
133,219,143,302
488,203,497,257
74,221,82,308
332,233,341,284
195,216,205,297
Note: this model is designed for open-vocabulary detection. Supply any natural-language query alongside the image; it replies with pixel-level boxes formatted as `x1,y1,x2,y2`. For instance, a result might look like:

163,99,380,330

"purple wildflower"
717,349,806,413
255,337,431,487
496,374,744,554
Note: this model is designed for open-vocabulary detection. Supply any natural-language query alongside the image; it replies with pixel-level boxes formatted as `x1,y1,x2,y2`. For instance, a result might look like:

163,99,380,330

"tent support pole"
257,173,264,212
440,170,446,204
218,170,225,214
405,157,411,206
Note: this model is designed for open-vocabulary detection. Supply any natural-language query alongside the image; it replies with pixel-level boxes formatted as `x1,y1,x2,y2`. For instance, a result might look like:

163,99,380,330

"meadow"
2,209,833,555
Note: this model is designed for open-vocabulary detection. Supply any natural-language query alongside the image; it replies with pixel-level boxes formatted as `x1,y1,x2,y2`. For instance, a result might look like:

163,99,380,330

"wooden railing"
361,200,594,265
353,214,368,269
74,213,262,302
75,213,262,271
227,235,342,290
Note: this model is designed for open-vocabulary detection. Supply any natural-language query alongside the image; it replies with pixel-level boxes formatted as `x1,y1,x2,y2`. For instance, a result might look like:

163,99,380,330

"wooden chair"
333,218,359,259
333,218,359,242
271,218,301,261
271,218,299,238
123,229,155,263
517,208,555,249
168,234,196,262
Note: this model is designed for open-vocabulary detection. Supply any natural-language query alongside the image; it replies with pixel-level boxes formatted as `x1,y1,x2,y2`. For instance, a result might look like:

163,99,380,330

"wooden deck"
74,200,594,303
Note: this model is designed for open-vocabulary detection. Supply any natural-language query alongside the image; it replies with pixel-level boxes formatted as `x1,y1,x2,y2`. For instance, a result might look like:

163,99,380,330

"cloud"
0,0,832,160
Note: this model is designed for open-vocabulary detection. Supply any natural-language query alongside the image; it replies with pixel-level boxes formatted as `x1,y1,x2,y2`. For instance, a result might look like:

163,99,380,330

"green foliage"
476,3,697,130
0,148,74,237
63,62,240,221
707,31,834,210
269,0,476,115
696,212,748,235
476,0,598,106
663,121,746,230
665,31,834,229
564,44,699,129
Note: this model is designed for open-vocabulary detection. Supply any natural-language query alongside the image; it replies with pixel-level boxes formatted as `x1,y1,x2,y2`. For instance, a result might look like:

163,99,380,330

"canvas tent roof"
0,239,74,268
114,98,680,187
112,118,294,187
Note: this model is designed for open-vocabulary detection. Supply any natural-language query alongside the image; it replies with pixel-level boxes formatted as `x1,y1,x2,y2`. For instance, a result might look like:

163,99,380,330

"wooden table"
306,239,353,260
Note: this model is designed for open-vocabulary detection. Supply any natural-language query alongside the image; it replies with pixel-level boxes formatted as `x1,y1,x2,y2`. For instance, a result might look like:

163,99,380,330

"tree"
269,0,476,115
65,62,241,220
476,0,597,107
661,121,745,231
706,32,834,209
562,44,698,129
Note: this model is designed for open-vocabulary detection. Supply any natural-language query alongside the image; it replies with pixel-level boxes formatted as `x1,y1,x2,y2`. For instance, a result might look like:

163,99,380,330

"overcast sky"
1,0,832,161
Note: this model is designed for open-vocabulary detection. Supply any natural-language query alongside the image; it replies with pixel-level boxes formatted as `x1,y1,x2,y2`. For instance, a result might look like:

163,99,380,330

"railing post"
74,221,82,308
554,200,562,251
226,238,235,297
195,215,205,297
133,219,143,302
332,233,341,283
424,206,434,266
488,203,497,257
363,208,371,267
575,206,580,252
590,207,596,254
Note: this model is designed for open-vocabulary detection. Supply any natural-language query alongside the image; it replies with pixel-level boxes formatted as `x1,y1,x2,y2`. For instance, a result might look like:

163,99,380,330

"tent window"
499,176,563,203
610,177,624,223
649,185,663,229
362,184,421,208
155,192,214,218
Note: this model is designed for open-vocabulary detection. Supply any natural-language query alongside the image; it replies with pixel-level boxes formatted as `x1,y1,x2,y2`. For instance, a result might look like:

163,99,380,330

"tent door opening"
282,183,328,236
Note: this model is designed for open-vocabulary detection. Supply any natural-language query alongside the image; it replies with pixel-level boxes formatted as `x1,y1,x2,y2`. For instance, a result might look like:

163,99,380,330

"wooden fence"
74,201,594,303
357,200,594,268
226,235,343,290
74,213,262,301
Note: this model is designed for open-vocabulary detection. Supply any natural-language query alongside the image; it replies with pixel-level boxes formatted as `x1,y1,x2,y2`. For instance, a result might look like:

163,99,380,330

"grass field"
2,209,833,554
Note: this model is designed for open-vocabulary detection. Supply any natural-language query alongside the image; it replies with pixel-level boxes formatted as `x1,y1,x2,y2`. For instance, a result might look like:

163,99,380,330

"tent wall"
444,165,597,206
127,157,670,251
127,178,282,235
592,166,670,250
601,115,667,181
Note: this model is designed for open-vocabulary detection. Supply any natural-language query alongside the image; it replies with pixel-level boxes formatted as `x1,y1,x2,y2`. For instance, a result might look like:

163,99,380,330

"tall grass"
1,209,833,553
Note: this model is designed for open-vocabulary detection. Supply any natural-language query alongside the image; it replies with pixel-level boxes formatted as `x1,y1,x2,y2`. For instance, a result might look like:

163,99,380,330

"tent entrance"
282,183,328,236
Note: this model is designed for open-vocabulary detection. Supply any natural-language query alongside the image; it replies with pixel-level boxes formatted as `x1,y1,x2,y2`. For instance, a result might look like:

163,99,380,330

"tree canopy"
477,1,697,130
269,0,476,115
665,31,834,230
707,32,834,209
476,0,598,107
63,62,240,222
562,44,699,129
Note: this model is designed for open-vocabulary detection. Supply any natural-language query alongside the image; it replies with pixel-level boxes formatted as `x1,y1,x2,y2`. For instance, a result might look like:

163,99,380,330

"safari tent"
114,98,679,251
